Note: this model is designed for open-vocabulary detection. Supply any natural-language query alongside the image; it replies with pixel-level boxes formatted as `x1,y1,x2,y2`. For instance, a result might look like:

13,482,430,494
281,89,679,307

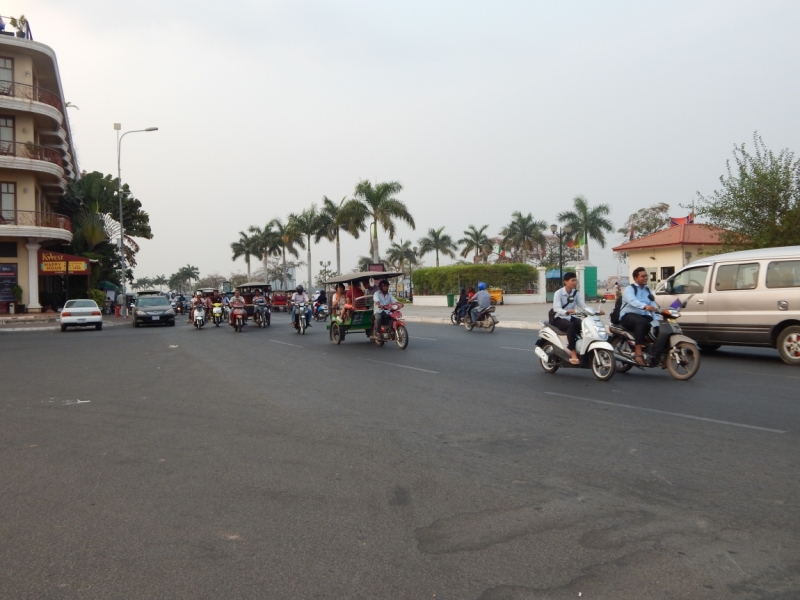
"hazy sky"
12,0,800,284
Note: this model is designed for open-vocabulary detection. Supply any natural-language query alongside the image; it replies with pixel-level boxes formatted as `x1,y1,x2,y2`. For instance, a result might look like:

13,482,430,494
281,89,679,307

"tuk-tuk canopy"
235,282,271,290
324,271,404,285
137,289,162,296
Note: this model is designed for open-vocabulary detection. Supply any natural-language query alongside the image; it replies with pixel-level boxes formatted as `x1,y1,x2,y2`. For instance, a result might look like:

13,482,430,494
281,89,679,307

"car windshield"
137,297,169,307
65,300,97,308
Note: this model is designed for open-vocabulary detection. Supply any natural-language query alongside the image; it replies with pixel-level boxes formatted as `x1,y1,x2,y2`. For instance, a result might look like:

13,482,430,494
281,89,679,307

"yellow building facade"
0,26,77,313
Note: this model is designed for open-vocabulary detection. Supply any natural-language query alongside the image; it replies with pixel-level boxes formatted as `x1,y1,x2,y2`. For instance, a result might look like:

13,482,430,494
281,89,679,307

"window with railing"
0,181,14,221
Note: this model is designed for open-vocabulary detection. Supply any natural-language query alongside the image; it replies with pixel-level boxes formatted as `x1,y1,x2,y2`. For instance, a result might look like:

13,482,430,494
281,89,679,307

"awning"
97,280,119,291
38,250,91,275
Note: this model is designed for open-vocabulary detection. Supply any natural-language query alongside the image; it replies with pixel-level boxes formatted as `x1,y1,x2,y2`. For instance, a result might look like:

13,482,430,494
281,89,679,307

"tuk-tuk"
271,290,289,312
325,271,409,349
234,282,272,322
489,287,504,305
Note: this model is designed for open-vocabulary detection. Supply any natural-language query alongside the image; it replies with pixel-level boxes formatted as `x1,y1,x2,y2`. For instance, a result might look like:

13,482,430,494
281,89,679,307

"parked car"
60,299,103,332
654,245,800,365
133,295,176,327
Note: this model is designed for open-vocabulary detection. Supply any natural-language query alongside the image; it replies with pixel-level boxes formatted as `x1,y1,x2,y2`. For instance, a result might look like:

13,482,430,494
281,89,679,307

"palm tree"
458,224,492,263
349,180,415,263
269,217,303,289
417,227,457,267
179,264,200,290
248,223,280,282
355,256,373,272
153,275,168,291
500,212,547,264
316,195,367,275
230,231,259,280
169,272,186,294
385,239,417,274
289,206,325,290
556,195,614,261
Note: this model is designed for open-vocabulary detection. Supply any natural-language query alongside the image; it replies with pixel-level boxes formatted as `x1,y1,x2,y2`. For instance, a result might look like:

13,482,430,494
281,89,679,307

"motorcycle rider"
252,288,267,322
552,272,593,365
290,285,312,328
373,279,398,333
454,287,469,323
313,288,328,317
228,288,246,326
620,266,661,366
468,282,491,326
189,290,204,323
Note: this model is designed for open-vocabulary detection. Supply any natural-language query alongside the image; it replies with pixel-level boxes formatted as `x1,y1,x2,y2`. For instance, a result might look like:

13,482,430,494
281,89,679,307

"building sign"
0,263,17,302
38,250,90,275
368,263,385,272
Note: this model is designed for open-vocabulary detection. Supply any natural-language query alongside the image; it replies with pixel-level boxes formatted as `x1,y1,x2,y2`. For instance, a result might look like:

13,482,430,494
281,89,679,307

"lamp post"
115,124,158,317
319,260,331,294
549,224,573,283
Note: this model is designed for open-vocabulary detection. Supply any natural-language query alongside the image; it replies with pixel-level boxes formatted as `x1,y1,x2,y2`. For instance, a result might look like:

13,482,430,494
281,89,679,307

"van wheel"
777,326,800,366
698,344,721,353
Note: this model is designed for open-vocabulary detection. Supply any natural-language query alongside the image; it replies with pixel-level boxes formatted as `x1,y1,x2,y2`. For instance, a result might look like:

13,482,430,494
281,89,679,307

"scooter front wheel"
591,348,615,381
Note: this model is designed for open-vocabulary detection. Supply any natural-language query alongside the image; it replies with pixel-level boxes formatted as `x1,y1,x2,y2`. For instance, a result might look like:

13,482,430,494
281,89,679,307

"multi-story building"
0,20,78,313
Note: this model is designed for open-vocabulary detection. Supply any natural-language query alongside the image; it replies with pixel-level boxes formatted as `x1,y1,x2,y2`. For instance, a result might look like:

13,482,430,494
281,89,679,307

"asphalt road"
2,313,799,599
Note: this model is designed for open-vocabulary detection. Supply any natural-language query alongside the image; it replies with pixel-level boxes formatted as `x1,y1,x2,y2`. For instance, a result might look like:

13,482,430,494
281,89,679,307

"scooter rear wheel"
539,343,559,373
485,321,495,333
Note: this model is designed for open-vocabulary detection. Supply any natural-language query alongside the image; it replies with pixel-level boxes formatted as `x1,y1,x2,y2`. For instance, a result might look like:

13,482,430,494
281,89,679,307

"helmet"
296,285,304,293
477,282,487,291
379,279,389,287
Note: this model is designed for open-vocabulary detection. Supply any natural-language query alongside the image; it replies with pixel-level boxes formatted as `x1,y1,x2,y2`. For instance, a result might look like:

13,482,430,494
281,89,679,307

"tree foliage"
695,133,800,249
617,203,671,241
557,195,614,261
417,226,457,267
412,263,539,295
350,180,415,262
500,212,547,264
459,225,492,263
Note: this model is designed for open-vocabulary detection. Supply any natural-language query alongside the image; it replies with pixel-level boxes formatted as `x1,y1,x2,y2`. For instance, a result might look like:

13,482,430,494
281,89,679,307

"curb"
0,320,128,333
402,316,542,330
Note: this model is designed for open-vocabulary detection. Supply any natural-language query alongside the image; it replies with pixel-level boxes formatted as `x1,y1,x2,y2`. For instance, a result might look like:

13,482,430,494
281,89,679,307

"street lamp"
549,223,573,283
319,260,331,292
114,123,158,317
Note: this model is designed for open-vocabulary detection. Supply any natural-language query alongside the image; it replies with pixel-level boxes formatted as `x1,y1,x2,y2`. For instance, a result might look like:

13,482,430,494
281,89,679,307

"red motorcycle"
231,306,247,332
370,302,409,349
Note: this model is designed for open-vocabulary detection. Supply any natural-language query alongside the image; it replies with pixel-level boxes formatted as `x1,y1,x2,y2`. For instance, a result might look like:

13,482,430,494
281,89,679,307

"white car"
60,299,103,332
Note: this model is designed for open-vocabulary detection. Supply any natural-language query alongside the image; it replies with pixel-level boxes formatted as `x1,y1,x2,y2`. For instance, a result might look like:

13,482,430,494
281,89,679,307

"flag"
567,233,584,249
496,244,505,258
670,213,695,227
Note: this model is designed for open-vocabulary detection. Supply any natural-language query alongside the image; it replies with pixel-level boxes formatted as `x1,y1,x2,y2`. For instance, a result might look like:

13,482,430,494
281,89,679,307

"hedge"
412,264,539,295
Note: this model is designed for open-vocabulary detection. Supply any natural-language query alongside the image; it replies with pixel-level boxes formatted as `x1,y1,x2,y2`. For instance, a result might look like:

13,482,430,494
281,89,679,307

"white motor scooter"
534,307,615,381
193,304,205,329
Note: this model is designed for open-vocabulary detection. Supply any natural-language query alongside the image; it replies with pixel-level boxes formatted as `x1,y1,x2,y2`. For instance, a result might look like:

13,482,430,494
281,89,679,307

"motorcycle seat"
609,325,632,337
548,322,570,336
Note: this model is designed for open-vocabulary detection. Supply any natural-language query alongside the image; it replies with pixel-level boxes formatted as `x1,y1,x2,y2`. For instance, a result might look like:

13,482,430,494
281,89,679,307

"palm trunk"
583,235,589,261
435,249,439,267
282,247,287,288
246,257,251,280
335,229,341,275
372,221,379,263
306,236,312,291
263,252,268,283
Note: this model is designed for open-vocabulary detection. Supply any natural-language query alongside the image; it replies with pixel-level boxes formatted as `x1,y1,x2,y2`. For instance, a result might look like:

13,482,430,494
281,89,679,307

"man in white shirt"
373,279,398,332
551,272,598,364
290,285,311,328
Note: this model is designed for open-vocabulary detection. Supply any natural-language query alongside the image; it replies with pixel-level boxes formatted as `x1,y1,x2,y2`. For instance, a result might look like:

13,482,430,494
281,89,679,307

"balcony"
0,80,63,114
0,209,72,242
0,140,63,167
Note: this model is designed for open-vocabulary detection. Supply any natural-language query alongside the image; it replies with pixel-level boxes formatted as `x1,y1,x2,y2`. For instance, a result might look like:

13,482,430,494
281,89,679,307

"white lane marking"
269,339,303,348
738,370,800,380
410,336,438,341
502,347,536,352
544,392,787,434
362,358,438,374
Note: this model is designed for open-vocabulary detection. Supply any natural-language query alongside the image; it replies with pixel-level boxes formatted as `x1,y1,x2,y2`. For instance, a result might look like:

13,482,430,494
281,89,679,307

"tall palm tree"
152,275,168,291
316,195,367,275
355,256,373,272
385,239,417,274
458,224,492,263
349,180,415,263
269,217,303,289
556,195,614,261
230,231,259,279
417,227,457,267
500,212,547,264
289,206,325,290
248,223,280,282
179,264,200,290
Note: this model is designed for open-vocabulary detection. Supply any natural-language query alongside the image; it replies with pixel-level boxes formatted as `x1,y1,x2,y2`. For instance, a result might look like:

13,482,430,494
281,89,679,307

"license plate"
152,316,160,321
77,318,86,323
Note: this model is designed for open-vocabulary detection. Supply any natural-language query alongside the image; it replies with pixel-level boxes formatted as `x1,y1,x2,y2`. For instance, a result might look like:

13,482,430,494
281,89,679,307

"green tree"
617,203,671,241
269,218,303,289
417,227,457,267
557,195,614,261
248,223,280,282
152,275,168,291
458,224,493,263
288,206,324,290
230,231,259,279
179,265,199,290
316,196,367,275
354,256,373,272
695,133,800,249
385,239,417,275
349,180,415,263
500,212,547,264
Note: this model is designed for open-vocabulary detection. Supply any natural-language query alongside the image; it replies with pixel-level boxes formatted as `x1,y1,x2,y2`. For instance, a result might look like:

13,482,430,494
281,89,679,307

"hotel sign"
38,250,91,275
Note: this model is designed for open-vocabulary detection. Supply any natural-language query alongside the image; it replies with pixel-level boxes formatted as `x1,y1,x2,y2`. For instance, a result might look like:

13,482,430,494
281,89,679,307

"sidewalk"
401,303,550,330
0,314,129,332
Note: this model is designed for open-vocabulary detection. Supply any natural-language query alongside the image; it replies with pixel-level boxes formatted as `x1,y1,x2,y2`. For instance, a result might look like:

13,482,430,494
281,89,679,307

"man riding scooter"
290,285,312,329
313,288,327,317
228,289,247,326
252,288,269,324
373,279,398,333
189,291,205,324
620,266,662,366
466,282,491,325
552,272,604,364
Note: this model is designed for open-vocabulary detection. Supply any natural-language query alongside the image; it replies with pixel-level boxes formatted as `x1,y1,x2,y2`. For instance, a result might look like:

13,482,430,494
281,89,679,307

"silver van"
654,246,800,365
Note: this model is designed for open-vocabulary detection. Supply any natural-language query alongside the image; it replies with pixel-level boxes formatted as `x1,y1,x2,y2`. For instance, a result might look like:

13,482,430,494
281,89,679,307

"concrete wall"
504,293,544,304
626,246,719,285
413,295,449,307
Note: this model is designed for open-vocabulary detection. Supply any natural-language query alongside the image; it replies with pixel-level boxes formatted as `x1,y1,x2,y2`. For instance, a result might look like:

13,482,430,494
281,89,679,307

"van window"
714,263,760,291
671,266,709,294
766,260,800,289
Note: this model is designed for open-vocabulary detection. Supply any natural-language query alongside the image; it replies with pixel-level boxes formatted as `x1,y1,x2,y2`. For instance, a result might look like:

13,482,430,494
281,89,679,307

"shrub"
89,289,107,307
412,264,539,295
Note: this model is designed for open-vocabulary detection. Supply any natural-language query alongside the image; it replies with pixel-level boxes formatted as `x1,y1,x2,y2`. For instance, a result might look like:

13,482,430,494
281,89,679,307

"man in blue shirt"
620,266,661,365
469,282,491,324
551,272,602,364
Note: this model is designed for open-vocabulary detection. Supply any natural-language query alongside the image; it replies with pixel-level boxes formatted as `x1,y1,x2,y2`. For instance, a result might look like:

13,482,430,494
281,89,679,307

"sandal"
569,357,580,365
634,353,646,366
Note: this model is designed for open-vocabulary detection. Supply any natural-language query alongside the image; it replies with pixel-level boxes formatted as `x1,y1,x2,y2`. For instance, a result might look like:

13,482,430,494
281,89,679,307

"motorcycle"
609,309,701,380
293,301,309,334
314,303,329,322
370,303,409,349
253,303,270,328
232,306,247,333
212,302,224,327
463,303,498,333
171,300,181,315
193,303,206,329
535,307,616,381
